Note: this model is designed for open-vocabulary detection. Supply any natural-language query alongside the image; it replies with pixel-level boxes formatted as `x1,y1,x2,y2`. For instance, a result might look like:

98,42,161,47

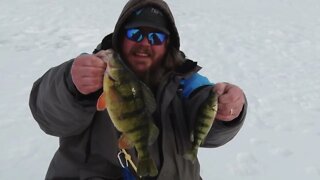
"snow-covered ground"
1,0,320,179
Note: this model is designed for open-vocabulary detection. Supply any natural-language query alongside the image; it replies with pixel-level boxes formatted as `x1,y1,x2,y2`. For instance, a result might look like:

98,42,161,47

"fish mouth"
108,76,115,81
106,71,116,82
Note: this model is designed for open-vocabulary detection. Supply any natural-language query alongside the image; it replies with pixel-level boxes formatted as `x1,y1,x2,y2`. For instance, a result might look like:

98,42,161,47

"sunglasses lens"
148,32,166,45
126,28,143,42
126,28,167,45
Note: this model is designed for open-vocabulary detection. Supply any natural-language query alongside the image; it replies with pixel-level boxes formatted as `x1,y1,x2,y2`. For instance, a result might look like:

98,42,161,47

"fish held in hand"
183,91,218,163
96,49,159,177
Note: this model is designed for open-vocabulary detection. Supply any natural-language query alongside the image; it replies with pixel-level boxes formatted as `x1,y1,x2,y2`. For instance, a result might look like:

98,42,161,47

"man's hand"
70,52,107,95
213,82,245,121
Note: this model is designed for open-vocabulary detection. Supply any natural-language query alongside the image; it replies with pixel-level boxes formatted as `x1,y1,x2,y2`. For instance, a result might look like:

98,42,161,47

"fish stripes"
183,91,218,162
97,49,159,177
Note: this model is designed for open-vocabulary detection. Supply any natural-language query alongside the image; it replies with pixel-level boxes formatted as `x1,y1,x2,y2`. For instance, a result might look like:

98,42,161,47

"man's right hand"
71,53,107,95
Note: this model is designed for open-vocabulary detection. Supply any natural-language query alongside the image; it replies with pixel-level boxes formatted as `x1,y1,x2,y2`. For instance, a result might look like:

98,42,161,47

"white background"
1,0,319,179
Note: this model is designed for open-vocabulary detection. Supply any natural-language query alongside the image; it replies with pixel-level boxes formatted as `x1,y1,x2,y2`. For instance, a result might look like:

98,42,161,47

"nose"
139,36,151,46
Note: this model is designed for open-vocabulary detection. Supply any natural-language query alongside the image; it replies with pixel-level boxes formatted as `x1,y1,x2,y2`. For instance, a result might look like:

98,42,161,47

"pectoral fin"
97,92,107,111
118,134,134,149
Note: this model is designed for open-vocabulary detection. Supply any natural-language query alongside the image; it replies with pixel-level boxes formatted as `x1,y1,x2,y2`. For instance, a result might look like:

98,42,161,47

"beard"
125,46,164,92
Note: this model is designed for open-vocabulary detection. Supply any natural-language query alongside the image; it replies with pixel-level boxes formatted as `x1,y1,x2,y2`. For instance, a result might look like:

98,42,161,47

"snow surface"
1,0,320,179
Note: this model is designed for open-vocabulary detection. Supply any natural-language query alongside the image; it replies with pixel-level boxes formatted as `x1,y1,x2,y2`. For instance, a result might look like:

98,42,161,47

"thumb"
212,82,227,96
95,49,114,64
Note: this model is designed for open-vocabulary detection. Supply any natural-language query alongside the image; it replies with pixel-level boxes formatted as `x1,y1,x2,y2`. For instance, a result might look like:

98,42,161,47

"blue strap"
122,167,136,180
118,150,137,180
180,73,213,98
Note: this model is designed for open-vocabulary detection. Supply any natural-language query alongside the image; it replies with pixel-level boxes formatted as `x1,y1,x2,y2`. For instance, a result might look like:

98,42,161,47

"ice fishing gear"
118,149,140,180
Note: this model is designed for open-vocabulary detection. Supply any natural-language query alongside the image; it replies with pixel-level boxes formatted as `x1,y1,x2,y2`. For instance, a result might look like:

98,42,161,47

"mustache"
130,46,153,56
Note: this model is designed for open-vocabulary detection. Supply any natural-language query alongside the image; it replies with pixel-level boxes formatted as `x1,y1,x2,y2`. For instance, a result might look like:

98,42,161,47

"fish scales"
97,49,159,177
183,90,218,162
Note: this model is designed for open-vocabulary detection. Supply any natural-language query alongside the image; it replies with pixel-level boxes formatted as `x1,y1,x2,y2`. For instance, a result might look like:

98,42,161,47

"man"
29,0,247,179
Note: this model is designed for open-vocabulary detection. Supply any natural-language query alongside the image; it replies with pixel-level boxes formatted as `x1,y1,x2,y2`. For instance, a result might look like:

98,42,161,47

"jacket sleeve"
185,85,247,148
29,59,100,137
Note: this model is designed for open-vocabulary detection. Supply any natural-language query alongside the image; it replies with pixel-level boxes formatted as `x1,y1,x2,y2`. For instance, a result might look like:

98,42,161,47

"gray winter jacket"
29,0,246,179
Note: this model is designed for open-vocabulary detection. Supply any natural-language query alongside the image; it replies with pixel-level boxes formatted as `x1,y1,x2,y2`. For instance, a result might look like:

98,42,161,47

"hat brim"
125,21,170,35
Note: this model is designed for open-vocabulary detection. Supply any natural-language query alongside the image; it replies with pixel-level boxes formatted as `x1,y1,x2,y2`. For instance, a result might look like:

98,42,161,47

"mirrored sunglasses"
125,28,167,45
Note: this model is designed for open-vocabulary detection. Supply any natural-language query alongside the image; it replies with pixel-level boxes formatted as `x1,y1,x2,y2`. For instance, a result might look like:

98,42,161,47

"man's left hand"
212,82,245,121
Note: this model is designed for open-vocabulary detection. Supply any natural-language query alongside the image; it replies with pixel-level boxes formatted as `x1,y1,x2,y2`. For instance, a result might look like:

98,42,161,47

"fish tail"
137,157,158,177
183,147,198,163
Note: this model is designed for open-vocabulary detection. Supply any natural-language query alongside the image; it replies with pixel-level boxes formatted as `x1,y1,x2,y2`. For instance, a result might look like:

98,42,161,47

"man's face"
121,27,168,77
